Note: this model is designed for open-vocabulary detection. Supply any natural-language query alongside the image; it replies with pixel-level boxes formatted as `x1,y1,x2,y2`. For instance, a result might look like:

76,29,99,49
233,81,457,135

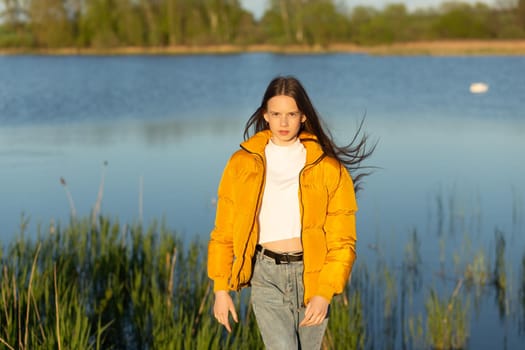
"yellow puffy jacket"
207,130,358,303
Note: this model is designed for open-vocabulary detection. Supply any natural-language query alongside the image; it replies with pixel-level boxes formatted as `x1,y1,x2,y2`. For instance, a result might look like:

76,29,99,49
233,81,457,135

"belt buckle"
276,253,290,265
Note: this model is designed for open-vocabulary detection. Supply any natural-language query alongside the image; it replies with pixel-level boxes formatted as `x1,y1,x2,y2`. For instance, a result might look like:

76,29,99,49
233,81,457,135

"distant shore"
2,40,525,56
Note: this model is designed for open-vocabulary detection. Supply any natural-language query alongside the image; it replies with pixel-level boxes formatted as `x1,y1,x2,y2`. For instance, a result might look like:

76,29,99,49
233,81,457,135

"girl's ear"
301,114,306,123
263,112,270,123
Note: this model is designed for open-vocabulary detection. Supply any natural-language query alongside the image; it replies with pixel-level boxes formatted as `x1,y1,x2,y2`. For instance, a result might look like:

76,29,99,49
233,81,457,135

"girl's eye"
268,112,300,118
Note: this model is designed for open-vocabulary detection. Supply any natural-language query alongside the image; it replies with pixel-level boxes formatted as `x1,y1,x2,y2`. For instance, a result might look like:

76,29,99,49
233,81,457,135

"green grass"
0,208,522,349
0,216,365,349
425,285,469,350
1,216,223,349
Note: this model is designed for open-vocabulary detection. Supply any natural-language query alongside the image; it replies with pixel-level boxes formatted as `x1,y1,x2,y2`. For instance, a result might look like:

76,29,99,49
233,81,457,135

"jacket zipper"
233,146,266,290
234,138,324,294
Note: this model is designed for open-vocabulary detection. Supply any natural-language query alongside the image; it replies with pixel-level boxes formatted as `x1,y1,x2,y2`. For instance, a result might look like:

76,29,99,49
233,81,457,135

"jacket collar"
240,130,325,165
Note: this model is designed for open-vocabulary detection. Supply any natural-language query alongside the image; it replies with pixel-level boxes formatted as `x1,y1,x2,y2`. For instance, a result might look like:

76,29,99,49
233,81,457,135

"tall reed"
1,191,523,350
425,280,469,350
0,215,371,349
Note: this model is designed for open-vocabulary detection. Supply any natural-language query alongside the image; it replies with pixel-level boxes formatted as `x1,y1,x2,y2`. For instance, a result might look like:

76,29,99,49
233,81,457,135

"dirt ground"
2,40,525,56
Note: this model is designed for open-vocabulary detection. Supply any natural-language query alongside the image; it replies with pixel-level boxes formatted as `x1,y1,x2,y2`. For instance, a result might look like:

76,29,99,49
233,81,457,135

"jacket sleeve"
317,163,358,301
207,155,237,292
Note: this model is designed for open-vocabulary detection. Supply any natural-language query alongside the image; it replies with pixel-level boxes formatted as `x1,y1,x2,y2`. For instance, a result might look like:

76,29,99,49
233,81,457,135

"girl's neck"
270,136,300,147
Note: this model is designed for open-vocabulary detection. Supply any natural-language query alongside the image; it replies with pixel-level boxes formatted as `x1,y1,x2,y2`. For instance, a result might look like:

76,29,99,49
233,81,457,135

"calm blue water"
1,54,525,348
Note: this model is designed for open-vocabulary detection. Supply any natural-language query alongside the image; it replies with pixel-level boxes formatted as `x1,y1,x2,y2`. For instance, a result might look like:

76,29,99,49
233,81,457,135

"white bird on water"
470,82,489,94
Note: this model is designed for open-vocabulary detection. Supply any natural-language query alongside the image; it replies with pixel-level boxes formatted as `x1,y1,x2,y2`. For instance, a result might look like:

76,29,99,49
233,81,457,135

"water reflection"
493,229,508,321
0,117,244,147
0,118,244,242
521,255,525,335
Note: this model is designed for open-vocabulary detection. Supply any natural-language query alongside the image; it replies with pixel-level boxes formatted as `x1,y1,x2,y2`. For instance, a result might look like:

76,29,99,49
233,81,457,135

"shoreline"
2,40,525,56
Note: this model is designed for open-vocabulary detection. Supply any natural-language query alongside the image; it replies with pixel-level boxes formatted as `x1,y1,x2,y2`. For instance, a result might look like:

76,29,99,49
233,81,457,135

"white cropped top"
258,138,306,244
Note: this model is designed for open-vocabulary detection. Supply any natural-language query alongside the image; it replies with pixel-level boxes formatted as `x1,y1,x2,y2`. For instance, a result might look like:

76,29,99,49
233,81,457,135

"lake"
1,53,524,348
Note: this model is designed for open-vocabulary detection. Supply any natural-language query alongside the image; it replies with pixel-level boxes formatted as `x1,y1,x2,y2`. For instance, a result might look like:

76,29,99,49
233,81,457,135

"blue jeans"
250,250,328,350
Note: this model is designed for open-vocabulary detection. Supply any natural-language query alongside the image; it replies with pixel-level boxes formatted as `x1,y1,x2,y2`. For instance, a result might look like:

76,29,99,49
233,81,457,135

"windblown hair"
244,75,376,192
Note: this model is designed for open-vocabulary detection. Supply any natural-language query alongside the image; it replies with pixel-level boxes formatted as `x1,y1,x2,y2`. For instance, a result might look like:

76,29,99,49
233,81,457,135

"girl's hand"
213,290,238,332
299,296,329,327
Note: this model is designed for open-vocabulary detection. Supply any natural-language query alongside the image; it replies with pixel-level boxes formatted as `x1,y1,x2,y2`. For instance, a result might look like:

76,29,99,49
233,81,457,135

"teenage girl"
208,75,373,349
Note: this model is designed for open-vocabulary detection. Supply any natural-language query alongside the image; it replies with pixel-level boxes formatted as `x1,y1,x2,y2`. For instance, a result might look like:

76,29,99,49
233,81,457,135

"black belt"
255,244,303,264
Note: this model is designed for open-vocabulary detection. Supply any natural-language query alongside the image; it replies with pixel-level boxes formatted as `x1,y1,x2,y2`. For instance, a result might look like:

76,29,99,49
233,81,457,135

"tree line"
1,0,525,49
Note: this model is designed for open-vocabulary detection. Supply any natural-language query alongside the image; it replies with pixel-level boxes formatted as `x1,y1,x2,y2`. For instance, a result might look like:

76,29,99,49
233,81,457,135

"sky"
239,0,495,18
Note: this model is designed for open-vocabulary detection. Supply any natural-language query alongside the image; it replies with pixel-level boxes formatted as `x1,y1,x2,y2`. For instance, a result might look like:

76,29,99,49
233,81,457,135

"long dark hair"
244,75,376,192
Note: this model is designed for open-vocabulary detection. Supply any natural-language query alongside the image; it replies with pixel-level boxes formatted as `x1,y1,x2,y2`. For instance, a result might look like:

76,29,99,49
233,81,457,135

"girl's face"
264,95,306,146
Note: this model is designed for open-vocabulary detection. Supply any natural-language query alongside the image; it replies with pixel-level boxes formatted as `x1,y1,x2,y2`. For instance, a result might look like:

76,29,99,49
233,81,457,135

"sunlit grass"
0,216,365,349
1,216,223,349
425,283,469,350
1,183,523,349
